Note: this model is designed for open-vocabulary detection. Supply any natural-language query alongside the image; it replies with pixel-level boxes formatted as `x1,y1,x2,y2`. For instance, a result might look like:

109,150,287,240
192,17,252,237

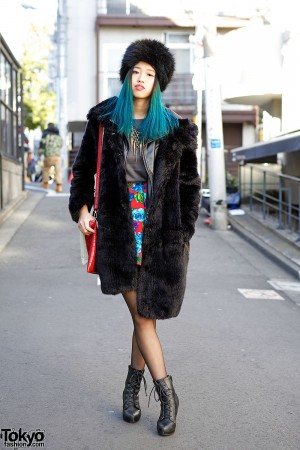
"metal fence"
239,163,300,241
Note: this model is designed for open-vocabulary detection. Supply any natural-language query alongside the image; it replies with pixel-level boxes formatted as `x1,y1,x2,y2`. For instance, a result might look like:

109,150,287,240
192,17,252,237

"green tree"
21,24,56,130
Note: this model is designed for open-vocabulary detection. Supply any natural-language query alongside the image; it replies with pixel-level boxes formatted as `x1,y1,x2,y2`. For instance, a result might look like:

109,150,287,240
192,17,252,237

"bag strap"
93,124,104,214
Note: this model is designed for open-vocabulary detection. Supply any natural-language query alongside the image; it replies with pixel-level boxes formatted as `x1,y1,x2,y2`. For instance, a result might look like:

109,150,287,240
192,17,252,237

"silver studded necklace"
130,126,144,161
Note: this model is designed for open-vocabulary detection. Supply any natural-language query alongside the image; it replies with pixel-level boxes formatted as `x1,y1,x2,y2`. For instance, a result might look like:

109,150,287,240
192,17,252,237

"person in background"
39,123,63,193
20,128,30,182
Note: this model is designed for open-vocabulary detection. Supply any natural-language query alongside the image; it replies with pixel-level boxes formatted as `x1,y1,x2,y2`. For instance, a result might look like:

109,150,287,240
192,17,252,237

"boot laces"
148,383,174,419
124,371,147,409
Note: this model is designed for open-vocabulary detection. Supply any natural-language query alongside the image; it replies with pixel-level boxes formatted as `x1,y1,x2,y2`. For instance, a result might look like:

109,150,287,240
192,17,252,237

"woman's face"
131,61,156,99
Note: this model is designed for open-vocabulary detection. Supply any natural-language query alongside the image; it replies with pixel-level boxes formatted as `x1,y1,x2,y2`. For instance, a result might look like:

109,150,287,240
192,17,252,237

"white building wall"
242,123,256,146
67,0,97,121
281,32,300,181
219,22,283,103
281,32,300,133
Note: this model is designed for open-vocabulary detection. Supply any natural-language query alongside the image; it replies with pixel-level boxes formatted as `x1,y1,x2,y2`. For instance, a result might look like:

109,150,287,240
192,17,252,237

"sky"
0,0,58,60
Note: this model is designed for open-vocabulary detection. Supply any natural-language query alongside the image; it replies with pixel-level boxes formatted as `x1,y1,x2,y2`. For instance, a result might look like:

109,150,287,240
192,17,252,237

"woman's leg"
122,292,179,436
123,291,166,381
131,320,156,370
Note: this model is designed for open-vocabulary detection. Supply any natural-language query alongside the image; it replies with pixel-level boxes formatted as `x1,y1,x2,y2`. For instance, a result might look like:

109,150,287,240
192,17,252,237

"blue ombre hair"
99,70,179,142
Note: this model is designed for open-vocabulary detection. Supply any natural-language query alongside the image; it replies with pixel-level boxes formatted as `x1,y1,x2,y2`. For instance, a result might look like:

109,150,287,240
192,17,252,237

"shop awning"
232,131,300,163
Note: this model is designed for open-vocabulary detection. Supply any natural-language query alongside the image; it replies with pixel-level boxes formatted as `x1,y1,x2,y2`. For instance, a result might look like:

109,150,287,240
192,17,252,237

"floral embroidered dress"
128,182,147,265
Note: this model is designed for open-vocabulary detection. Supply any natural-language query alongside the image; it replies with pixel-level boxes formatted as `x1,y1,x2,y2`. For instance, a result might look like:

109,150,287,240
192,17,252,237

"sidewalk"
0,192,299,450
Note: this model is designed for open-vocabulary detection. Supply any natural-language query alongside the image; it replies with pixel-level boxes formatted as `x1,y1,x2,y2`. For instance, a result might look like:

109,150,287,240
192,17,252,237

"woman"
69,39,201,436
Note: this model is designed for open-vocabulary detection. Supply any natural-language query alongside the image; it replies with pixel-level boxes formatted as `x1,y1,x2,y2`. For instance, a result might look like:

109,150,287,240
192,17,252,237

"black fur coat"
69,99,201,319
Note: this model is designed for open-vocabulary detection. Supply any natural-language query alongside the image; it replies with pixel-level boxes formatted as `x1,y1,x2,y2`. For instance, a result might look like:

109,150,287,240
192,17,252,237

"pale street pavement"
0,188,299,450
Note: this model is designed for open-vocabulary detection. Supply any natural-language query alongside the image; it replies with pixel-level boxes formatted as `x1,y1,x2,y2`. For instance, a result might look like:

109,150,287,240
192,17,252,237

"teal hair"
98,71,179,142
111,70,134,137
139,81,179,142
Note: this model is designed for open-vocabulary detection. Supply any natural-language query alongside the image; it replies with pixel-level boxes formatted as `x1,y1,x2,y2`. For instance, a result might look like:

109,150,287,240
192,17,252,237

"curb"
0,190,28,225
0,190,45,253
229,215,300,280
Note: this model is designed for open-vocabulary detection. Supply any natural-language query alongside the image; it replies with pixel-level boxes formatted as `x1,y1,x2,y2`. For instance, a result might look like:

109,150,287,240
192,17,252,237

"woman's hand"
78,205,96,236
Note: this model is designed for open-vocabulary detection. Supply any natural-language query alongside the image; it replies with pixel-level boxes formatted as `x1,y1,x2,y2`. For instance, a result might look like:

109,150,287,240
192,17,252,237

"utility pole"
56,0,68,180
190,5,206,182
203,15,228,230
191,10,205,183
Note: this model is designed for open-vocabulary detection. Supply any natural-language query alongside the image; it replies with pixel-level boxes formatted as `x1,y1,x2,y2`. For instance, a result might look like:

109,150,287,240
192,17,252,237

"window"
167,33,190,44
107,0,126,14
0,57,12,106
101,44,126,99
165,33,193,74
12,69,17,111
0,47,20,159
100,0,140,15
163,33,196,106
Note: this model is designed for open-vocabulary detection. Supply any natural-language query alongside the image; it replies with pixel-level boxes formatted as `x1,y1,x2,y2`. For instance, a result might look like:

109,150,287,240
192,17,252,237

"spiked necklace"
130,126,144,161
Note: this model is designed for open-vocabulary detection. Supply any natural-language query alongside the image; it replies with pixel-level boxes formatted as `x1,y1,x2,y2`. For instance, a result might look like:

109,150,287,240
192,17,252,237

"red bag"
85,220,97,273
85,125,104,274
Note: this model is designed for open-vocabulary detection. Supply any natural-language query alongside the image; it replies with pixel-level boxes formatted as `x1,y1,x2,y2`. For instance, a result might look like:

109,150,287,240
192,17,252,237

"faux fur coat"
69,98,201,319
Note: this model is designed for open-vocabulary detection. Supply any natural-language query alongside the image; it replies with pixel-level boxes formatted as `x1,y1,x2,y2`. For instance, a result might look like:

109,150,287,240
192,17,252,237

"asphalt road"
0,191,299,450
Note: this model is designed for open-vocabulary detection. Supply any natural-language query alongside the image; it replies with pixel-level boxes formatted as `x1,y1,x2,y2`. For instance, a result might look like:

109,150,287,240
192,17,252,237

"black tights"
122,290,167,381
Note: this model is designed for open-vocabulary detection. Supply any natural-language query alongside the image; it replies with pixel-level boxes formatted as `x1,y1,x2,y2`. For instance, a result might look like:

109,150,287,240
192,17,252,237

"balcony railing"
240,163,300,241
162,74,196,107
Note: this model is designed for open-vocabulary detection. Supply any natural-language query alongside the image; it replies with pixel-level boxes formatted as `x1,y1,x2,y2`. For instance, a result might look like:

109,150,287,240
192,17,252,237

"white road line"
238,289,285,300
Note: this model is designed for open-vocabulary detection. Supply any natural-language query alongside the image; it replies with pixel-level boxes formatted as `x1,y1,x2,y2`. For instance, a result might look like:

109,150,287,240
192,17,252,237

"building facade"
66,0,257,180
0,34,24,217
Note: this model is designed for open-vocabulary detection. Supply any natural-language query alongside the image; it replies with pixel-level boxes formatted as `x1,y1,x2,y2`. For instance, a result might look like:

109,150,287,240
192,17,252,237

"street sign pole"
191,10,206,186
203,19,228,230
56,0,68,181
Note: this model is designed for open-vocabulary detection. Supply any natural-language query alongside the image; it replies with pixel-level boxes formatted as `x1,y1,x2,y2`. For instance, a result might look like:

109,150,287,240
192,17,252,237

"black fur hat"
119,39,175,92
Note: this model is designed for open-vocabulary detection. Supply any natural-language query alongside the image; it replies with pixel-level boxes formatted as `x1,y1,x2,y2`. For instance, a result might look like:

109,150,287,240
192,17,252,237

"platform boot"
122,365,147,423
151,375,179,436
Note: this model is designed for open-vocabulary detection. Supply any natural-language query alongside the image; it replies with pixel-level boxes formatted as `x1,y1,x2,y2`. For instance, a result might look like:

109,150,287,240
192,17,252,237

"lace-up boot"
152,375,179,436
123,365,147,423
